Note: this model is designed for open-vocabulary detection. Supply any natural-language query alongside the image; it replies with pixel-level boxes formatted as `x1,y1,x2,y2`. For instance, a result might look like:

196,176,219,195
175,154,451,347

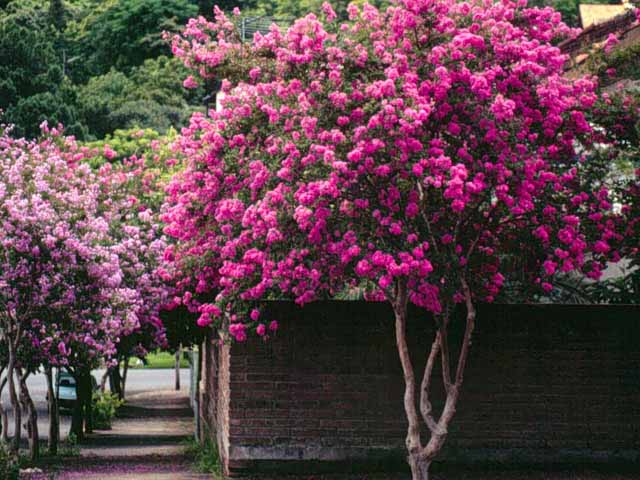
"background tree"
68,0,197,78
0,1,79,137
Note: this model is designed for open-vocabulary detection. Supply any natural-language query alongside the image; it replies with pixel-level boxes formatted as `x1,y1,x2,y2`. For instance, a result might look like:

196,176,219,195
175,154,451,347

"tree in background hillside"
0,2,82,137
49,0,67,30
69,0,197,78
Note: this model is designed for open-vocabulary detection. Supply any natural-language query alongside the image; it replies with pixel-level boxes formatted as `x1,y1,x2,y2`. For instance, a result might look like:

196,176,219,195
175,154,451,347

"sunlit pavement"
1,368,190,441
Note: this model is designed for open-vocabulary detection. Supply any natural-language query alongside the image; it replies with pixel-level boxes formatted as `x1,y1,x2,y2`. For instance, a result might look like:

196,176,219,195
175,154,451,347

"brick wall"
200,302,640,476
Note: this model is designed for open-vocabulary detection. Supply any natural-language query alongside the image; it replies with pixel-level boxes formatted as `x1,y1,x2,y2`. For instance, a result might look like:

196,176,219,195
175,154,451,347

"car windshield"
58,373,75,386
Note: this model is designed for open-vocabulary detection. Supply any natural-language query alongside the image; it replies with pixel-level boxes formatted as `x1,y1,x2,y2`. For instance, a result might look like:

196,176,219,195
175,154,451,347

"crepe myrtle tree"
165,2,631,478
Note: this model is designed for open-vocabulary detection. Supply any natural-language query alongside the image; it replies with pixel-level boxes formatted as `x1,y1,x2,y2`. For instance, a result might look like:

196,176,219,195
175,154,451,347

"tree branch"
456,278,476,387
417,181,439,255
438,319,453,394
392,279,423,455
420,331,442,434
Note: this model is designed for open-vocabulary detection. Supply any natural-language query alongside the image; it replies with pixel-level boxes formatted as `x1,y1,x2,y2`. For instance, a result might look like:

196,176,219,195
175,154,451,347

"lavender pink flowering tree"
0,123,134,452
164,1,634,478
0,123,174,455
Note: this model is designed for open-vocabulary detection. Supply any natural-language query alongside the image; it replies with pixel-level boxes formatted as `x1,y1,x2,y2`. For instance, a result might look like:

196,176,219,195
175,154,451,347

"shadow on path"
40,389,211,480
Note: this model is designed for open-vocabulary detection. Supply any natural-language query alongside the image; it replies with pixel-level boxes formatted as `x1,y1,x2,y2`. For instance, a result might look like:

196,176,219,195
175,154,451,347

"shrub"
0,443,19,480
92,392,124,430
60,433,80,457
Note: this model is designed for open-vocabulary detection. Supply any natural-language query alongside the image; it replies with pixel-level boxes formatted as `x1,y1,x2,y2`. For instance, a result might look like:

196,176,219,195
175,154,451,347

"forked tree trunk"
6,345,21,453
17,369,38,461
46,367,59,455
391,278,477,480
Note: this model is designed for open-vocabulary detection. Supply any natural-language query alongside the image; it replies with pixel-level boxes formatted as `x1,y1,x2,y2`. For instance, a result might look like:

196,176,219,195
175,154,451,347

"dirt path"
46,389,210,480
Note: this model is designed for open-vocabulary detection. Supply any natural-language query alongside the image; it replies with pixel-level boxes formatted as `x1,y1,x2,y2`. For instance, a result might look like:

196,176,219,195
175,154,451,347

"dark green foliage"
49,0,67,30
0,2,79,137
5,90,85,139
588,42,640,86
183,433,222,475
1,0,202,137
73,0,198,78
526,0,577,27
75,57,203,139
0,5,62,106
161,306,205,352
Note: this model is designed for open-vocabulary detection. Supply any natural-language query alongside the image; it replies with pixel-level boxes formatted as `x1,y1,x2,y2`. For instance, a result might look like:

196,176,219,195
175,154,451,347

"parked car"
49,371,98,411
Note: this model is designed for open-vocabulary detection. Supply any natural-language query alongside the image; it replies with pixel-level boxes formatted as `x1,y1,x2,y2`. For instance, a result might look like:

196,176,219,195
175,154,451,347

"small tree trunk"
6,345,21,452
121,357,129,400
390,281,425,479
70,373,84,441
0,373,8,443
175,346,181,391
83,373,93,434
409,456,431,480
100,370,109,393
109,366,123,400
17,370,38,462
45,367,59,455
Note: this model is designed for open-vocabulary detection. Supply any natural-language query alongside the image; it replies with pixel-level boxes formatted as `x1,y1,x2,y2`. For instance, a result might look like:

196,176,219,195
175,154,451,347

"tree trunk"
175,345,181,391
45,367,59,455
391,281,425,479
70,372,84,441
0,373,8,443
121,357,129,400
100,369,109,393
83,372,93,434
109,366,123,400
391,278,477,480
17,370,38,461
6,345,21,452
409,455,431,480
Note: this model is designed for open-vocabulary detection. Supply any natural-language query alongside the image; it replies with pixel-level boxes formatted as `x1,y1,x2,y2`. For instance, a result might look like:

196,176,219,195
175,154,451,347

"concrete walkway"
46,389,211,480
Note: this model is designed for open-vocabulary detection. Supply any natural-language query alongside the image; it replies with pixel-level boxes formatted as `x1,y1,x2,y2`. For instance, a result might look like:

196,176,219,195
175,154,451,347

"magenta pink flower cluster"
164,0,633,342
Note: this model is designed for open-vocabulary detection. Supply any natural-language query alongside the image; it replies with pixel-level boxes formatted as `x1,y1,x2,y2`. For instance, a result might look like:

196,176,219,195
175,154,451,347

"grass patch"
183,436,223,477
129,351,190,369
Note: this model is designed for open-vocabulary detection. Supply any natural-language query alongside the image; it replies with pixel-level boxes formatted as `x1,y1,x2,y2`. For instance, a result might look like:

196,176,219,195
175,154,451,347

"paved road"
0,368,191,440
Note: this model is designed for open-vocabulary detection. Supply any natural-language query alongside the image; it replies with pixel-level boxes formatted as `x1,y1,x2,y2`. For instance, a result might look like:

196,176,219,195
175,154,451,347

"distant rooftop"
579,1,634,28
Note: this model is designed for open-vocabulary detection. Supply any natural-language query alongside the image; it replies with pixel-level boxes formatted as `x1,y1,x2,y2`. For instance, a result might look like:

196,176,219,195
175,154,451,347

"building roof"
579,3,632,28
